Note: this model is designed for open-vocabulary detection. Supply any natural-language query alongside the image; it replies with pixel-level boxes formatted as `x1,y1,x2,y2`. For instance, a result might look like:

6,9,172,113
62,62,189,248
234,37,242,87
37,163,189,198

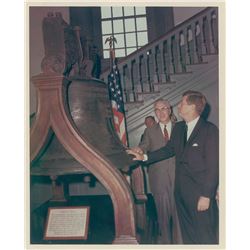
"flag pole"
105,36,116,70
105,36,129,147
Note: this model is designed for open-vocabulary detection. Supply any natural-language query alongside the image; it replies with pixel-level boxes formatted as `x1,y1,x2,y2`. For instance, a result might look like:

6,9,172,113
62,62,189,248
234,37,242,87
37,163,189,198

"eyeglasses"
154,107,170,112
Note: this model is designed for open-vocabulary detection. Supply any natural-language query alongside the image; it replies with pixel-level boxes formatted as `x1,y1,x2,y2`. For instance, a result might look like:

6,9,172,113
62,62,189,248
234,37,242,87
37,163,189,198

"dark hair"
145,115,155,121
183,90,207,115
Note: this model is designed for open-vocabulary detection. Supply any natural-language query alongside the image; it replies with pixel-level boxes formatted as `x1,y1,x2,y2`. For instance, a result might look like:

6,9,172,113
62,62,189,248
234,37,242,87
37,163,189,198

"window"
101,7,148,58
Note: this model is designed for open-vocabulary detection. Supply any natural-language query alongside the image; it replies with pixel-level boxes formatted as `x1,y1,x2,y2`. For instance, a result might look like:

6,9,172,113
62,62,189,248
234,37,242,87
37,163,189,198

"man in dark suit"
135,100,182,244
127,90,219,244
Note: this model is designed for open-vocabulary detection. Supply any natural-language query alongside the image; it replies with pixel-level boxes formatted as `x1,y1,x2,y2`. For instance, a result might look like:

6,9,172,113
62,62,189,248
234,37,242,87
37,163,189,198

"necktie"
183,124,188,146
163,125,169,142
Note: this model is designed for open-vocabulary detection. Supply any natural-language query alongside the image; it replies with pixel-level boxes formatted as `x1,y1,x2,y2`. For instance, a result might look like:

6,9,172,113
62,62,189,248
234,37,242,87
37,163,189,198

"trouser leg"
175,189,218,244
153,193,172,243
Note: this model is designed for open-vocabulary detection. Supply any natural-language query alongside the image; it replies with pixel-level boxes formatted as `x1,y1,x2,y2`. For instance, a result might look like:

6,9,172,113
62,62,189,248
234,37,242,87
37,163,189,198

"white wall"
173,7,206,26
29,7,69,114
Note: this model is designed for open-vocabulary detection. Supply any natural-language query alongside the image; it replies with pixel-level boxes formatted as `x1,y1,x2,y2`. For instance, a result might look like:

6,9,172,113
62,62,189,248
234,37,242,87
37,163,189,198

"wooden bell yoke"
29,12,150,244
30,72,140,244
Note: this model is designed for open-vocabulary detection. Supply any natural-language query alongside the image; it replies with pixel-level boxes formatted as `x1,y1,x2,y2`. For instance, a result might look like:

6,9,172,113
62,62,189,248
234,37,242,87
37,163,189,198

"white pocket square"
192,143,199,147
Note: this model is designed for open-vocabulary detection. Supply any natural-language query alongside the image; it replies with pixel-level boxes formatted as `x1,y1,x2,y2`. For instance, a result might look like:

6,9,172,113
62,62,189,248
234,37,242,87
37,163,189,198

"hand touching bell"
126,148,144,161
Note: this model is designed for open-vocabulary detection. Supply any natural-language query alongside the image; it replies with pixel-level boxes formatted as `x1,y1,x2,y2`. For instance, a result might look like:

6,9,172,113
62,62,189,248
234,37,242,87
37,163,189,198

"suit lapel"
180,122,187,153
179,118,205,159
156,123,165,143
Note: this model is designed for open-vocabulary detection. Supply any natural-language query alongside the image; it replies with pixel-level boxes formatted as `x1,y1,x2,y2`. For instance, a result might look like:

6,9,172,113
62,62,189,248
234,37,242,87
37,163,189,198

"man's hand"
126,149,144,161
197,196,210,211
131,146,144,154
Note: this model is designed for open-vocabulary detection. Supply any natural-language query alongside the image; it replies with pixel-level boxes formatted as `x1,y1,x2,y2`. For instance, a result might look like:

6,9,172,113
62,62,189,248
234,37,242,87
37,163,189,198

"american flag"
108,58,128,146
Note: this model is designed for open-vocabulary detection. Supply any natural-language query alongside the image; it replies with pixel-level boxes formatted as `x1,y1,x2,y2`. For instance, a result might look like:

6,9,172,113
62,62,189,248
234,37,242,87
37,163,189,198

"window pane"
112,7,123,17
114,33,125,48
102,5,148,59
102,21,112,34
101,7,112,18
137,31,148,46
124,6,134,16
113,19,124,33
136,17,147,31
125,33,136,47
103,50,110,59
135,7,146,15
115,48,126,58
125,18,135,32
126,47,136,55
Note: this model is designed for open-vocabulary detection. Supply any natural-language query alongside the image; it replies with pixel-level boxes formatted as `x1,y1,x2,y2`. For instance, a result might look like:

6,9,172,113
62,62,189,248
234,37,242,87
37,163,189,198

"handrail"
101,7,213,75
101,7,218,105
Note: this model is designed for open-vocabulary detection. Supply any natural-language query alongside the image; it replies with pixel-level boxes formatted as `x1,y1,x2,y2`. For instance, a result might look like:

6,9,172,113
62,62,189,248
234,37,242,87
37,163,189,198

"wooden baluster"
195,21,203,63
147,50,154,92
135,59,142,94
153,47,159,85
121,66,128,103
179,30,187,72
133,59,143,101
158,42,167,83
152,46,160,91
130,60,137,101
202,15,211,55
124,64,135,102
138,55,145,92
156,44,165,84
210,9,218,53
163,39,173,77
171,35,181,73
161,41,168,83
139,55,146,92
138,56,143,94
187,25,195,64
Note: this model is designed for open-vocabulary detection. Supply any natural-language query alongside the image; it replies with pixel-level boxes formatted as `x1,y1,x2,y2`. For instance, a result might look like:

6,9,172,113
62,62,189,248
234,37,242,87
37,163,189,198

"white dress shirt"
186,116,200,140
159,121,172,138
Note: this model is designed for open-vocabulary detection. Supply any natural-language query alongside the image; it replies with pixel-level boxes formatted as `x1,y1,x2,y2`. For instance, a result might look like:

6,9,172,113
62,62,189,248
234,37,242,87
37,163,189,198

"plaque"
44,206,90,240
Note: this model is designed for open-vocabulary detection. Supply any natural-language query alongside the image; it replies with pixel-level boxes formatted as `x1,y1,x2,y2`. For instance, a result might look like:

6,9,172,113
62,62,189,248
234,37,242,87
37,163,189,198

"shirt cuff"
143,154,148,161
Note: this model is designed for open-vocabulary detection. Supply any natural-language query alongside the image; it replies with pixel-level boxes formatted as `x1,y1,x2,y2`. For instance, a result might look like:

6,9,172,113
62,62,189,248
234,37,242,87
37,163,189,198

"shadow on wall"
201,103,211,121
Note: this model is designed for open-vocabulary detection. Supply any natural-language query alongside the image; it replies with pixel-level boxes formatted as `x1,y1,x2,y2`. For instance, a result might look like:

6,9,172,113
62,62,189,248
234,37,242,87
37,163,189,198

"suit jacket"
147,117,219,198
139,123,175,194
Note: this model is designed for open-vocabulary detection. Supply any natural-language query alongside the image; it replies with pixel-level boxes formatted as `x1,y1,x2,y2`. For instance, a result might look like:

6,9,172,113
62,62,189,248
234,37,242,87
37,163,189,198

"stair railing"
101,7,218,105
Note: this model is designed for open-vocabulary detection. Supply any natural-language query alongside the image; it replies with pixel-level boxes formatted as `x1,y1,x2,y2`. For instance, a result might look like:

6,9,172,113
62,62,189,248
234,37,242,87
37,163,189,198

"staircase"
100,7,219,147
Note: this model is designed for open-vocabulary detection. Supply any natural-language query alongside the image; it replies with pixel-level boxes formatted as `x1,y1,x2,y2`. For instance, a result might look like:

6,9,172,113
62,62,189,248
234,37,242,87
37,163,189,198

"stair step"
158,85,174,92
170,71,193,82
137,91,160,95
169,71,192,76
125,101,144,111
201,54,218,63
202,53,218,56
186,62,209,71
187,61,208,66
153,81,176,86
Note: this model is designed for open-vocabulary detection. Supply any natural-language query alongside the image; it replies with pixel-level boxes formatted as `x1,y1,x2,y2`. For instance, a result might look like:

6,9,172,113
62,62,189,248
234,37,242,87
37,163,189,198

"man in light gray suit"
134,99,182,244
